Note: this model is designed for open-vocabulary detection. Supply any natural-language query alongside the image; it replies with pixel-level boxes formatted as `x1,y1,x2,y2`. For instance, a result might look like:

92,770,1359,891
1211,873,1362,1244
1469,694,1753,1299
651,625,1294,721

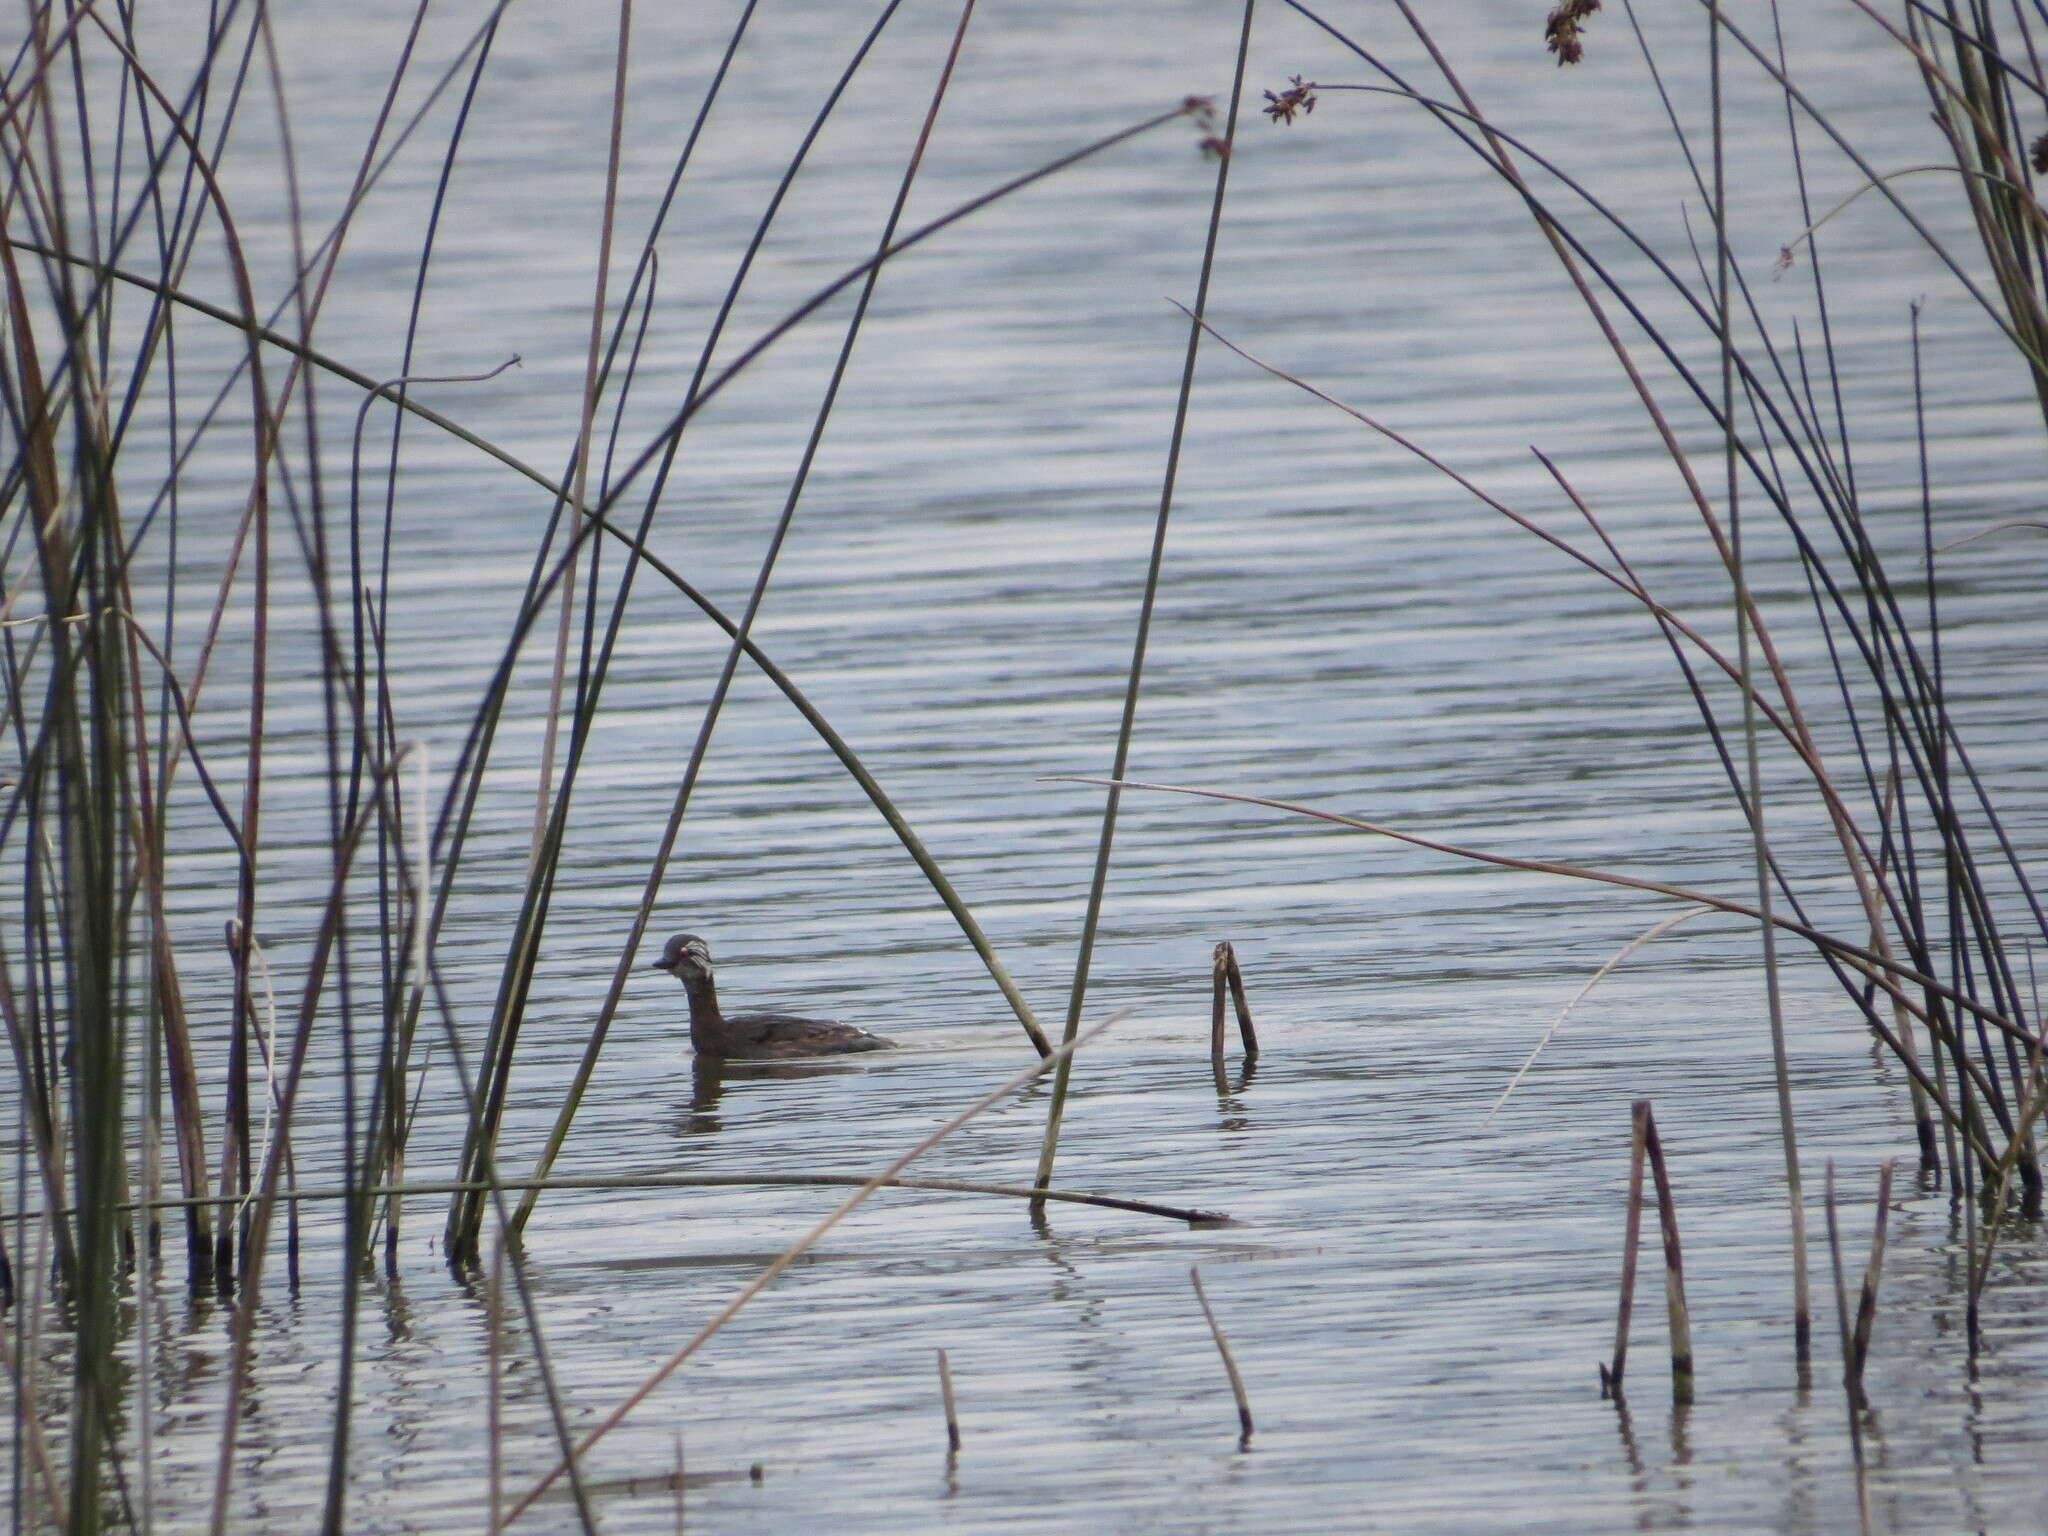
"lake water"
10,0,2048,1531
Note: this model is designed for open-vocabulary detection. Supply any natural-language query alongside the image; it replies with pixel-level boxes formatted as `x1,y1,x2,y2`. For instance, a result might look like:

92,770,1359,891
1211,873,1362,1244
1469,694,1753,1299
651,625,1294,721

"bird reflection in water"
675,1054,865,1138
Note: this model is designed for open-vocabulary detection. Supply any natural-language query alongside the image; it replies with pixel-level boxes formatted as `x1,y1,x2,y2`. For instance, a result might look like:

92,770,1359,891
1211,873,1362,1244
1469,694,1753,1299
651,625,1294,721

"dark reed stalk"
1710,0,1813,1379
937,1348,961,1454
1033,0,1258,1203
1638,1103,1695,1404
360,3,513,1294
1822,1162,1866,1472
114,538,210,1276
1848,1159,1894,1407
23,1168,1228,1229
1965,1036,2048,1353
1601,1103,1650,1400
1225,946,1258,1061
1190,1266,1253,1445
1210,943,1229,1078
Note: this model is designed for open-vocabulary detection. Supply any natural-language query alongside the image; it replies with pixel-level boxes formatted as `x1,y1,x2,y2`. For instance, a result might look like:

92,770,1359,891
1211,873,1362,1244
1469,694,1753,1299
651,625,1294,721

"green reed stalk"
1033,1,1257,1200
3,96,147,1509
1711,0,1811,1375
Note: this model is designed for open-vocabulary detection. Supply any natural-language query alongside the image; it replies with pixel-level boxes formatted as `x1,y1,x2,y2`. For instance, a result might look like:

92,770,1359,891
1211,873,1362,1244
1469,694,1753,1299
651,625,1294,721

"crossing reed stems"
1602,1104,1691,1403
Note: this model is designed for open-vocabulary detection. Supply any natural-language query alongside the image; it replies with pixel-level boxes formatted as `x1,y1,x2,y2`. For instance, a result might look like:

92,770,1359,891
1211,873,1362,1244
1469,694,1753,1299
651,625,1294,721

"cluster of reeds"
5,0,2048,1528
1081,0,2048,1383
0,3,1237,1528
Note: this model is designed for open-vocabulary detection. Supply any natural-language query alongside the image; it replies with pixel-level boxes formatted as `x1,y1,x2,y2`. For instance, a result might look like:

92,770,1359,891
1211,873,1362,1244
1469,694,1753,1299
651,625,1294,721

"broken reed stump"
1600,1106,1649,1400
1190,1266,1253,1446
1601,1101,1693,1405
1209,942,1260,1079
1823,1163,1866,1472
1849,1159,1895,1402
1828,1157,1895,1433
936,1348,961,1454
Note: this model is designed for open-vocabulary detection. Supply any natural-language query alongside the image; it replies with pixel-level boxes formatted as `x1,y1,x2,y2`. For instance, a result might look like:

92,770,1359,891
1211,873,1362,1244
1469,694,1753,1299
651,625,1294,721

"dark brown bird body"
646,933,897,1060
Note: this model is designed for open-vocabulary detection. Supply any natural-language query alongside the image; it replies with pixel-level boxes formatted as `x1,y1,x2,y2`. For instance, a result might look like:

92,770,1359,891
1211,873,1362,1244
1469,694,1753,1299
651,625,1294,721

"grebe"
646,933,897,1059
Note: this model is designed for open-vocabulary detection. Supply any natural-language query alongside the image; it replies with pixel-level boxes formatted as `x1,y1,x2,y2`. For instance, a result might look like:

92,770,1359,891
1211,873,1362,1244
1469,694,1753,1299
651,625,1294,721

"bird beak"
646,958,671,971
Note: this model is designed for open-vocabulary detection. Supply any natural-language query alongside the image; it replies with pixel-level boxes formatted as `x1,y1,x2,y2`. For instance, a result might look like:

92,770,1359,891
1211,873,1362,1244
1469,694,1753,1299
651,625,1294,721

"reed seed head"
1262,76,1317,126
1544,0,1602,66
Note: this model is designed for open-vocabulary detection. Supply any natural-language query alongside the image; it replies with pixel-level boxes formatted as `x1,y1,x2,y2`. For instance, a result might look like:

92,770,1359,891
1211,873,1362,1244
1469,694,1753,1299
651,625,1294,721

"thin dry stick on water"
1601,1105,1650,1400
1638,1103,1695,1405
22,1169,1227,1229
937,1349,961,1455
1190,1266,1253,1445
1486,907,1714,1128
506,1015,1119,1523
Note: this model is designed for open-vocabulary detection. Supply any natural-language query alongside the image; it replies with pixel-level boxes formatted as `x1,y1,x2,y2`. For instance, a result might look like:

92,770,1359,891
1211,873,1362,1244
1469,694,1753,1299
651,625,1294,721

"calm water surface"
16,1,2048,1531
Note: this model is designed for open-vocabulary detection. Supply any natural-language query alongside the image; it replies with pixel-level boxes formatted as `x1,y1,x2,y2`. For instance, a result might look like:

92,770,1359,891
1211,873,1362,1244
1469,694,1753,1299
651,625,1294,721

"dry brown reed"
1601,1103,1692,1403
1190,1265,1254,1445
937,1349,962,1454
